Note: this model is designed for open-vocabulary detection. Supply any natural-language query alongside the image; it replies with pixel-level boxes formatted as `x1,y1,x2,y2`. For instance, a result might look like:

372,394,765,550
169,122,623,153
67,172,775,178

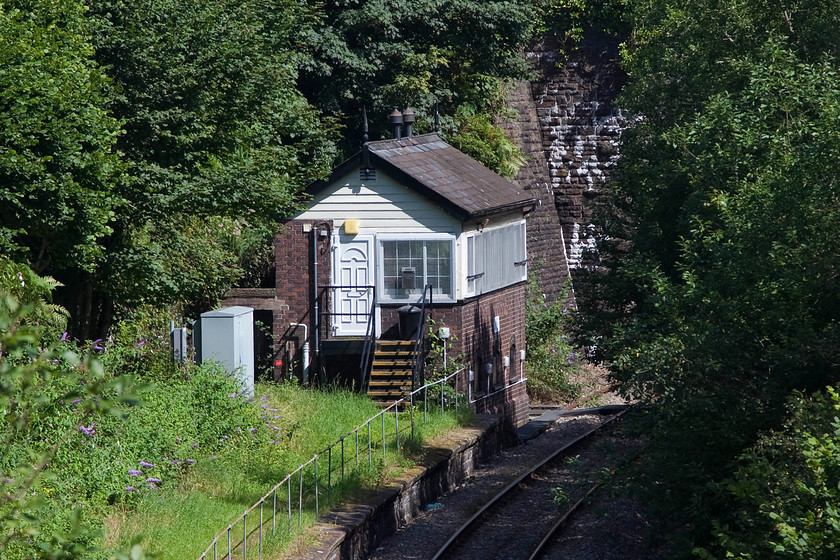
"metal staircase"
366,340,419,405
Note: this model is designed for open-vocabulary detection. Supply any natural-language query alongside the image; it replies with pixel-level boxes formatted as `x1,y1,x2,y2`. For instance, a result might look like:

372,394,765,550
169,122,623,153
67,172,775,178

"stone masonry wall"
526,31,627,272
498,82,572,303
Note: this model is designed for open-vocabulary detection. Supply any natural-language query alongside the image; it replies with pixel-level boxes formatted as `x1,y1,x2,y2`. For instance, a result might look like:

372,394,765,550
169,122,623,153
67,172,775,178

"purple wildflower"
128,470,143,476
249,427,256,432
146,477,161,483
139,461,154,468
125,486,137,492
71,399,82,405
186,459,195,464
261,396,268,402
229,392,236,398
146,483,158,490
78,423,96,436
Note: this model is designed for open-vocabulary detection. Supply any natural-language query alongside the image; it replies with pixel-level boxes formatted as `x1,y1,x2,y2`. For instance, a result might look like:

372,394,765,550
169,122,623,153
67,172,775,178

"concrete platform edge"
299,414,517,560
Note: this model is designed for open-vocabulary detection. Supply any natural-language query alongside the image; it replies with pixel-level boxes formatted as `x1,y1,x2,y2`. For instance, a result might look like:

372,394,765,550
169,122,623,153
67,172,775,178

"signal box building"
273,129,534,426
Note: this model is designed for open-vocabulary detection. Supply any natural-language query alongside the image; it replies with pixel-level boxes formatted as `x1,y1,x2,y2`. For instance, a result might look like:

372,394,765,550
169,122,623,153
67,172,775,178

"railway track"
431,407,632,560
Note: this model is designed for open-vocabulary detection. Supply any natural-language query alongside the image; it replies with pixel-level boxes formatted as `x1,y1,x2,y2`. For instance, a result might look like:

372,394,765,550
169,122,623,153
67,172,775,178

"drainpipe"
290,322,309,385
311,226,318,387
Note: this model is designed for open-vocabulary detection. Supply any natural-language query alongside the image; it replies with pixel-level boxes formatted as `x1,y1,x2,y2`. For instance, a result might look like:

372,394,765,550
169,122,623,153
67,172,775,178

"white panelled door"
332,234,373,336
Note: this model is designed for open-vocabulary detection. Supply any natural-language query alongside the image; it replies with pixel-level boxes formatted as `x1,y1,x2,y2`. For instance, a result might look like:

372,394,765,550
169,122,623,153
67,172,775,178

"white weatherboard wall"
200,306,254,396
295,170,460,234
297,169,530,301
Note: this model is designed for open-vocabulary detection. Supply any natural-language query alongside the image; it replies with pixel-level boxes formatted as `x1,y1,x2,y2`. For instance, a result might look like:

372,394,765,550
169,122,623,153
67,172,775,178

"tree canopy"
0,0,123,275
578,0,840,548
0,0,539,338
299,0,535,174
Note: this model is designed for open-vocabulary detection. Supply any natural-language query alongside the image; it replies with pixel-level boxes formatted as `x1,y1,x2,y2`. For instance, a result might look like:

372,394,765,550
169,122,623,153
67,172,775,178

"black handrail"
317,283,376,336
358,287,377,390
411,285,434,390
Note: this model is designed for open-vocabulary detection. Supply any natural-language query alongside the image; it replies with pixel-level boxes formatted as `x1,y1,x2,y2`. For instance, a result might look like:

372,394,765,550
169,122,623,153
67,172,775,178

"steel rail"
526,480,603,560
527,423,645,560
430,407,629,560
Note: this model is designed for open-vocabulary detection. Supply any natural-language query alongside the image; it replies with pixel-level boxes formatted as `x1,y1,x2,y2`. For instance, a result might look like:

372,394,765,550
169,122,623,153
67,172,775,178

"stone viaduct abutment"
504,32,627,303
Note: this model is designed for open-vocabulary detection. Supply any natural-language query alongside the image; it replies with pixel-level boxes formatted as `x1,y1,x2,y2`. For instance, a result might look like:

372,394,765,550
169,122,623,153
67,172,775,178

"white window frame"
376,233,457,304
466,232,483,297
466,220,527,298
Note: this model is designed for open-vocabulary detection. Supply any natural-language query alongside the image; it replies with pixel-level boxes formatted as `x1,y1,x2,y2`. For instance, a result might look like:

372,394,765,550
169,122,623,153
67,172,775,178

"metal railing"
197,370,464,560
359,287,377,390
317,283,376,340
410,285,433,391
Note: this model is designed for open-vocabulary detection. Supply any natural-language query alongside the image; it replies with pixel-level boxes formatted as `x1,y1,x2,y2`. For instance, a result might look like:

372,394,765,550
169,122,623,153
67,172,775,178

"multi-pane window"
467,221,527,296
380,237,454,302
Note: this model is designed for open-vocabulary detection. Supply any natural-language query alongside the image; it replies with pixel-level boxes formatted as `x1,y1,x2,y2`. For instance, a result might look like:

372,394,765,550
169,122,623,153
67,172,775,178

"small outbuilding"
274,121,534,426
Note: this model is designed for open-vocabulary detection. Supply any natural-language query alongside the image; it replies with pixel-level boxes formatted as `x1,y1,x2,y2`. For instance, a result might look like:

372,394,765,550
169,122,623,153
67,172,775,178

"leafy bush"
0,295,142,559
525,276,581,402
699,387,840,560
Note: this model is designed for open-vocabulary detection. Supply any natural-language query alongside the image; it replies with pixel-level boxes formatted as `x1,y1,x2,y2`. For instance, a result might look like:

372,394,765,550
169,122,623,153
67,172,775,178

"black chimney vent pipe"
402,108,416,138
389,108,403,140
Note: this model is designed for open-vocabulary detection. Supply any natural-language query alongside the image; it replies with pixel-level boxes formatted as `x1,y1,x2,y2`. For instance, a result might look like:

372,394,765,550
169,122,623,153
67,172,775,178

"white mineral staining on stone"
568,223,598,269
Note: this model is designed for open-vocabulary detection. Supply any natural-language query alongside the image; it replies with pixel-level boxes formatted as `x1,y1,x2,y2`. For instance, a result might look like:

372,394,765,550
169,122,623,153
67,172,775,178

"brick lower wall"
274,219,333,381
382,283,530,427
472,381,530,428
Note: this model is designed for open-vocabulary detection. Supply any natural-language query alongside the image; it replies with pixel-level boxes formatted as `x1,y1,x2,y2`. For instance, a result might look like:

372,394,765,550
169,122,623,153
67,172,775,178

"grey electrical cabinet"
198,306,254,396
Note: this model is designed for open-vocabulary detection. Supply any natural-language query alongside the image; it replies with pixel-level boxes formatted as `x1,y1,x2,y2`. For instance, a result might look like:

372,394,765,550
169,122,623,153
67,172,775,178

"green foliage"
0,258,68,340
0,296,143,559
447,105,526,180
577,0,840,548
552,486,571,508
536,0,628,44
0,0,124,274
424,317,463,378
300,0,534,171
76,0,337,318
700,387,840,560
526,275,581,402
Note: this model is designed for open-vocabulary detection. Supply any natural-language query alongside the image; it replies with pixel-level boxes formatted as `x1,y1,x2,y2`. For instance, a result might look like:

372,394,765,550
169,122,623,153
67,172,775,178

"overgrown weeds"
525,275,583,403
1,300,467,559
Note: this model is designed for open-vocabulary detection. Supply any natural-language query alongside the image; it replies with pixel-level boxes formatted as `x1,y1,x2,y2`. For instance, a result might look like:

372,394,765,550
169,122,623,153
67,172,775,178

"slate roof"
308,133,535,220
